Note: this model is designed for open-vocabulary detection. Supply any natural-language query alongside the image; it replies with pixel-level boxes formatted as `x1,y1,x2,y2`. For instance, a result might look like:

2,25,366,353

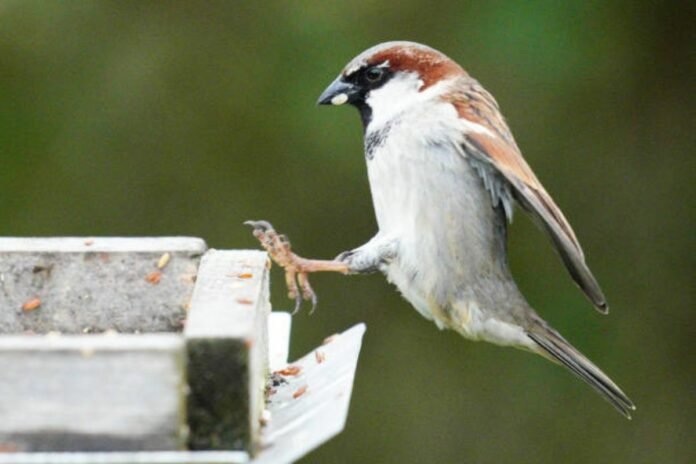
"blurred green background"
1,1,693,462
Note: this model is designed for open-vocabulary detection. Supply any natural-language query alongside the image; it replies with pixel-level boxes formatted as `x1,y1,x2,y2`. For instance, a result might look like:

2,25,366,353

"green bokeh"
1,1,693,462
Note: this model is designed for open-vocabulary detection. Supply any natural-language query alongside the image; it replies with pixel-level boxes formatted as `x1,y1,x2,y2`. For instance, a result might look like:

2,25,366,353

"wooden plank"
184,250,270,453
267,312,291,371
0,334,186,452
0,237,206,452
0,237,207,253
0,320,367,464
0,237,206,334
0,451,250,463
255,324,366,464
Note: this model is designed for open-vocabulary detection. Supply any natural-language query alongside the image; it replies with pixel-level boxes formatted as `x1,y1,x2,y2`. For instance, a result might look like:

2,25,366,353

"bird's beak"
317,76,357,106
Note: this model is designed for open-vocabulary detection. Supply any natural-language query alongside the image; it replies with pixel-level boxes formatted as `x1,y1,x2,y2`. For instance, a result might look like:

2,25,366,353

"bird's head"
317,41,467,128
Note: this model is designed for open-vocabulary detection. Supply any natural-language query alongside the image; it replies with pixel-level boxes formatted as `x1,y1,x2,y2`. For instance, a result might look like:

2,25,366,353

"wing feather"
449,81,608,313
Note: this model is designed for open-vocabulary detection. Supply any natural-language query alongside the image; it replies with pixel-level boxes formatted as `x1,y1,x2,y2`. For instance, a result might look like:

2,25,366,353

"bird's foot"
244,220,349,314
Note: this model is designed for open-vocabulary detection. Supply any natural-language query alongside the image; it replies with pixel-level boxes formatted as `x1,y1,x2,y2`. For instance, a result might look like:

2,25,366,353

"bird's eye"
365,67,384,82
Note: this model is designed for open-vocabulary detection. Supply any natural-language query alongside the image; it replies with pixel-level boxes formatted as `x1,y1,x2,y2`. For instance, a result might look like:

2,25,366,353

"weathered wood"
0,321,367,464
0,239,366,461
184,250,270,453
0,237,206,334
0,334,186,452
255,324,366,464
267,312,291,371
0,237,206,452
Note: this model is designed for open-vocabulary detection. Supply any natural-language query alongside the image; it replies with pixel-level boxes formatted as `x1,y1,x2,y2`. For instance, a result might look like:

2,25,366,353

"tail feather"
528,327,635,419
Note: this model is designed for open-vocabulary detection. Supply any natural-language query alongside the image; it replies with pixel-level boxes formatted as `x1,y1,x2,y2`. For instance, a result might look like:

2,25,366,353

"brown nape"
367,45,466,90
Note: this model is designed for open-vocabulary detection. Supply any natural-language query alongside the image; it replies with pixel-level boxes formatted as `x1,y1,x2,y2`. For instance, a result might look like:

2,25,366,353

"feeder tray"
0,238,365,463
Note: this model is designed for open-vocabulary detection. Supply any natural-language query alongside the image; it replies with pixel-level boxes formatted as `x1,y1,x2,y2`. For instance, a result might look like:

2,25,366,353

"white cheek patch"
331,93,349,106
365,72,425,127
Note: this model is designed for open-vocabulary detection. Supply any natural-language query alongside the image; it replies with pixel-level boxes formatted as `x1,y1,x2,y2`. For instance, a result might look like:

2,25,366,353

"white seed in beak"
330,93,348,106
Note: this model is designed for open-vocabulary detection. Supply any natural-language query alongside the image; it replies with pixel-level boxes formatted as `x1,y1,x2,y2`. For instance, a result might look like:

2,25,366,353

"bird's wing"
449,82,608,313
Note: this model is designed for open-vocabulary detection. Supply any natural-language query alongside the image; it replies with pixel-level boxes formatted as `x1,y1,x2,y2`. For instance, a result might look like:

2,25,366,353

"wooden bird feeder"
0,238,365,463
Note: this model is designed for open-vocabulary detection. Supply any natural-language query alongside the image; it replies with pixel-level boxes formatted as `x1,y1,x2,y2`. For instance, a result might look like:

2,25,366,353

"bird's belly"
366,134,502,331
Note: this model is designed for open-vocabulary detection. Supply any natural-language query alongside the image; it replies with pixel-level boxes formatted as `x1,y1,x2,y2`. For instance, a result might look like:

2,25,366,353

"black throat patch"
355,102,373,130
364,123,392,160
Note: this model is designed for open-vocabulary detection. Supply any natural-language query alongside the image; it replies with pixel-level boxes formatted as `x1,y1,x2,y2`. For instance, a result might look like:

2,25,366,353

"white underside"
363,74,533,349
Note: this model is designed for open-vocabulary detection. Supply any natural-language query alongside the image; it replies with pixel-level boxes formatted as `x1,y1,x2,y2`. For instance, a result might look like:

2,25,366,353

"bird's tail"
527,322,635,419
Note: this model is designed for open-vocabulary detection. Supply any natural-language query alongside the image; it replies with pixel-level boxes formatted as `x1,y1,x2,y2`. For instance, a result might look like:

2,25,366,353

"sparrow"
247,41,634,418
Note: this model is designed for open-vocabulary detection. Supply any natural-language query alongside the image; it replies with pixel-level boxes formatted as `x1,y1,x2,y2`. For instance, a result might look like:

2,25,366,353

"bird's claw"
245,220,318,315
298,272,318,314
243,220,274,233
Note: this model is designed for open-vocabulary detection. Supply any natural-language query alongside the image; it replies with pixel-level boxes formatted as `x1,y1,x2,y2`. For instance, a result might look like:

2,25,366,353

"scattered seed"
82,327,92,334
276,365,302,376
145,271,162,284
293,385,308,399
238,272,253,279
315,350,326,364
260,409,272,426
22,298,41,312
157,252,171,269
236,298,254,305
84,239,94,246
0,443,18,452
322,334,339,345
244,338,254,349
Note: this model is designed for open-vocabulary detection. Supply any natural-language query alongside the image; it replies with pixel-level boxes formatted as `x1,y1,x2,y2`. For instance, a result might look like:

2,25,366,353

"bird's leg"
335,234,398,275
245,220,350,314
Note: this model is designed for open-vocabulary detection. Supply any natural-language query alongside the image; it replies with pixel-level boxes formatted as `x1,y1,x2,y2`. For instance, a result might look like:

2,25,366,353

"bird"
246,41,635,418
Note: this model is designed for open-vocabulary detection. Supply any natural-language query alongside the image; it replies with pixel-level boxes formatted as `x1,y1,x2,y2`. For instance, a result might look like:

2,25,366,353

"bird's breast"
364,115,508,321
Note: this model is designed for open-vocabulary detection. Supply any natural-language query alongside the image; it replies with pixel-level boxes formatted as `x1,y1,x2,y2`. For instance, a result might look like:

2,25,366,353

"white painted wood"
0,334,186,451
256,324,366,464
0,237,207,253
185,250,269,339
0,451,250,463
0,237,206,451
184,250,271,452
267,312,291,371
0,323,367,463
0,237,206,334
0,239,365,461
